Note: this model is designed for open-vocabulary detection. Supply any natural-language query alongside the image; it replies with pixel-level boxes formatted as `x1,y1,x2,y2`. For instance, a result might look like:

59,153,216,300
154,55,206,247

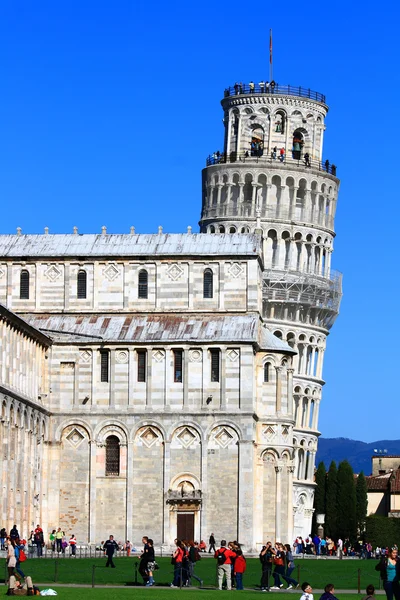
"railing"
201,205,335,231
223,83,326,103
206,151,337,176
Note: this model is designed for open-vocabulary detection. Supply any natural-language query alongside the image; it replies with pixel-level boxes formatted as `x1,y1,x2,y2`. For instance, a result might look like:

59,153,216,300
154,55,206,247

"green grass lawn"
6,591,378,600
1,556,384,591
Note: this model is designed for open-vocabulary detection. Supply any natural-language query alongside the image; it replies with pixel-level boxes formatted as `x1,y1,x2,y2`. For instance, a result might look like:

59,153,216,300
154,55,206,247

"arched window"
20,270,29,299
203,269,213,298
138,269,148,299
264,362,270,382
105,435,120,476
77,270,87,299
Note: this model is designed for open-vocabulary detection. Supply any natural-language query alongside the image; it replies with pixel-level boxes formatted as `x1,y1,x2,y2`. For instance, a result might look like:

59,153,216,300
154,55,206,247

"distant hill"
316,438,400,474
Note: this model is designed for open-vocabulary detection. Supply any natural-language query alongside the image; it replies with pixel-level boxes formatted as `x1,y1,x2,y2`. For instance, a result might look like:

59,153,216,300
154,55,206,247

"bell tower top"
220,82,329,165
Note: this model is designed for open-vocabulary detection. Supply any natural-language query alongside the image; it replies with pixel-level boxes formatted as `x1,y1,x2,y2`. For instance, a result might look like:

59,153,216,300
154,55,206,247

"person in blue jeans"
282,543,299,589
375,547,400,600
234,550,246,590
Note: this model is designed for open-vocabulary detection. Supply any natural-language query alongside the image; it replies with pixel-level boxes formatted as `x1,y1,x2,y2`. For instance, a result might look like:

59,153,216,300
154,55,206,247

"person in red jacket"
234,550,246,590
215,540,237,590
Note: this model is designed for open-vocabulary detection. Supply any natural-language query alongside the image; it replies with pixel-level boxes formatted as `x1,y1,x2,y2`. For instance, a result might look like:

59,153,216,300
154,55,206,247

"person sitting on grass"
7,575,39,596
319,584,340,600
361,584,376,600
300,582,314,600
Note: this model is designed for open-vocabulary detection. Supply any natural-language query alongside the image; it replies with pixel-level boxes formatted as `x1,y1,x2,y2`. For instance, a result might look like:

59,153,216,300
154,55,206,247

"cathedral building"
0,81,342,550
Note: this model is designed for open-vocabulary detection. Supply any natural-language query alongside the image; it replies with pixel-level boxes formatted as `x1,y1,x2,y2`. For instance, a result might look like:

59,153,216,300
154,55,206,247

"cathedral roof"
21,312,293,353
0,233,262,258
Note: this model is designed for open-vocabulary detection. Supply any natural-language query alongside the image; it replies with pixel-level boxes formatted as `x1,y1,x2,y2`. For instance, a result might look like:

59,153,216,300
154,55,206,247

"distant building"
367,456,400,517
0,79,342,548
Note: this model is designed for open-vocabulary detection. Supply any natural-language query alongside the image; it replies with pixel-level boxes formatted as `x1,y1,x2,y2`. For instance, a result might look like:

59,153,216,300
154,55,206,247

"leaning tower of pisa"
200,81,342,537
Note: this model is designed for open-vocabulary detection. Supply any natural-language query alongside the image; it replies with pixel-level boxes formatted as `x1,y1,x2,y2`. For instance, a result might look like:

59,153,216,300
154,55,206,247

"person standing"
49,530,56,553
282,543,299,589
234,550,246,590
214,539,236,591
10,525,19,541
376,547,400,600
34,525,44,557
103,535,118,568
260,541,274,591
271,543,285,589
69,534,77,556
170,539,185,588
0,527,6,550
188,541,203,587
145,538,156,587
139,536,150,585
209,533,216,553
55,528,63,553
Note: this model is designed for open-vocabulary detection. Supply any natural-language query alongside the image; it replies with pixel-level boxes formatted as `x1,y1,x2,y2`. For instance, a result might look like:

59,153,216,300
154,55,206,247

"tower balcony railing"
201,204,334,231
263,267,343,316
206,151,337,177
223,83,326,104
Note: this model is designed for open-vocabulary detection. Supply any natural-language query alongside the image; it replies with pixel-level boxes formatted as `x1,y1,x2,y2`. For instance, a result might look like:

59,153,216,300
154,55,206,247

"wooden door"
177,513,194,541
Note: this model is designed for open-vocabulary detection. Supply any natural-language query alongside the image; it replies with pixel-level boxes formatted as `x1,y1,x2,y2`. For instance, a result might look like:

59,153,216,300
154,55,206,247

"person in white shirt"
300,582,314,600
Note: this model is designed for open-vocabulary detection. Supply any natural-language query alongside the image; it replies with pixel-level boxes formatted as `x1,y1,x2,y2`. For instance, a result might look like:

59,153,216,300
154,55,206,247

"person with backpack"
214,539,237,591
188,541,203,586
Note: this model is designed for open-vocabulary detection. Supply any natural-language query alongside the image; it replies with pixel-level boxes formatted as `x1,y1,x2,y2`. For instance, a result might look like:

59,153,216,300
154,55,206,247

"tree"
337,460,357,540
356,471,368,537
312,462,327,535
325,460,338,539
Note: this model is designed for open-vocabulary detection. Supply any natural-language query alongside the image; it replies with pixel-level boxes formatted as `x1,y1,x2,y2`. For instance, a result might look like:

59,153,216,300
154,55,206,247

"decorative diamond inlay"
214,427,234,449
228,263,243,279
44,265,62,281
0,267,5,279
139,427,159,448
177,427,197,448
152,350,165,363
66,428,85,447
167,263,184,281
103,264,120,281
80,350,91,363
263,425,276,440
227,349,239,362
116,350,129,364
282,426,289,437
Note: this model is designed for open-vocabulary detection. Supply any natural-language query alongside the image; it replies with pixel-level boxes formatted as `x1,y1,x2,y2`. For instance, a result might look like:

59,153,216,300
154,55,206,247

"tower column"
287,368,294,416
275,465,282,541
275,366,283,412
287,465,295,542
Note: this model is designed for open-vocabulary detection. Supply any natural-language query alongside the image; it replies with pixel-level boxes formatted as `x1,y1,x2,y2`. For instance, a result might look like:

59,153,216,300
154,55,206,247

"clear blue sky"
0,1,398,442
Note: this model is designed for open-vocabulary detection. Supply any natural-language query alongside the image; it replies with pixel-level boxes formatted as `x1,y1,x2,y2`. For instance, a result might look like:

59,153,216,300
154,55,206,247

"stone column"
88,440,97,543
200,438,207,545
279,185,287,218
227,115,233,154
275,465,282,541
236,115,242,154
226,183,232,207
220,347,227,410
183,348,189,407
146,347,152,407
313,399,321,430
238,440,254,548
125,441,133,539
163,441,171,544
310,346,316,378
275,367,283,413
305,397,311,428
287,368,294,417
290,187,298,220
287,465,295,543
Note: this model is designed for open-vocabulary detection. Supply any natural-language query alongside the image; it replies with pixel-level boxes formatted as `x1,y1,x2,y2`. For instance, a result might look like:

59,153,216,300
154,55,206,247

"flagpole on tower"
269,29,273,82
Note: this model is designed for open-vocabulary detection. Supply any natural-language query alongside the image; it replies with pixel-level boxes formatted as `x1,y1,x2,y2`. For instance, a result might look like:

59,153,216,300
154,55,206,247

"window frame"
100,350,109,383
203,268,214,299
105,435,120,476
138,269,148,299
264,362,270,383
173,349,183,383
137,350,146,382
77,269,87,299
20,270,30,299
210,348,220,382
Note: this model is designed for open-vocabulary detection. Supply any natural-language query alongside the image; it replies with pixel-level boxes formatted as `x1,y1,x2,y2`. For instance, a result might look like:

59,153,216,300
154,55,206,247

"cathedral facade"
0,81,341,550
